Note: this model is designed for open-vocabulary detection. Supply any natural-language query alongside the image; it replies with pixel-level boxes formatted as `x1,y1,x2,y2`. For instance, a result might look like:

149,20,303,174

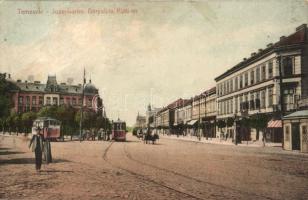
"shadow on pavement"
0,151,25,155
0,158,71,165
124,140,140,143
40,170,73,173
0,147,11,151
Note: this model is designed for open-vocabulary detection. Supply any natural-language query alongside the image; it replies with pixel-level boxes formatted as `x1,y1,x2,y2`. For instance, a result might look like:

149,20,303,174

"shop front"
283,110,308,153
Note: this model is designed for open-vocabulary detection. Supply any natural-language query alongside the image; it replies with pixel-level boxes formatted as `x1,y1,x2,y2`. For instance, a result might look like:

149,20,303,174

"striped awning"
267,120,282,128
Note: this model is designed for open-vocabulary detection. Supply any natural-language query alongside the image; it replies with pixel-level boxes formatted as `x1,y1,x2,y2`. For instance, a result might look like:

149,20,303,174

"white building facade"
215,24,308,143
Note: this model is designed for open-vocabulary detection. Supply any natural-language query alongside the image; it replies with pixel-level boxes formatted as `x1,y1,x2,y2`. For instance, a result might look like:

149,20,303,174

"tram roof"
113,119,126,124
34,117,61,122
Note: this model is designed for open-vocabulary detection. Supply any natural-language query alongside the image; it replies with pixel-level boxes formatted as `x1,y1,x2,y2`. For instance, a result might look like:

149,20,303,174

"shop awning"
267,120,282,128
187,119,198,125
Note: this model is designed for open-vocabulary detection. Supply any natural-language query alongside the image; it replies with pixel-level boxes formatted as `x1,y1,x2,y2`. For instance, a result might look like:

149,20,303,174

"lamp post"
277,55,285,148
234,113,238,145
79,68,86,142
203,93,208,140
198,96,201,141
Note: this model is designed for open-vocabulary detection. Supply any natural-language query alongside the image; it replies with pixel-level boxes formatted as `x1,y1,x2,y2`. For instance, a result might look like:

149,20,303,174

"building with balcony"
215,24,308,143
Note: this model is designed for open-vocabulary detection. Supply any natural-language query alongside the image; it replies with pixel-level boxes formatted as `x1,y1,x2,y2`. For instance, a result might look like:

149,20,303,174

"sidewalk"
159,134,282,148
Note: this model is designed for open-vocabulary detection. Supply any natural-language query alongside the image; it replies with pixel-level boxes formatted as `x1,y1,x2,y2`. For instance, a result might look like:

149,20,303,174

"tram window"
39,122,44,128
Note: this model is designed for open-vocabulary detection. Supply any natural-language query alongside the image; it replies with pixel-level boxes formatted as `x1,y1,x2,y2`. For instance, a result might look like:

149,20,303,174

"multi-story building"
203,87,217,138
8,74,102,114
173,99,190,135
135,113,146,129
146,104,162,128
215,24,308,143
158,107,170,134
154,99,186,135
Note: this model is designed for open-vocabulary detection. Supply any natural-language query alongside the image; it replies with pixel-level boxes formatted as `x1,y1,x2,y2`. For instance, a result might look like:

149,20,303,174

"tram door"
291,123,300,150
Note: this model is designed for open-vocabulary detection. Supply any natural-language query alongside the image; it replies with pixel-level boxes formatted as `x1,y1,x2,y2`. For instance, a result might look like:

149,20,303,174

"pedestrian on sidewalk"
29,127,44,172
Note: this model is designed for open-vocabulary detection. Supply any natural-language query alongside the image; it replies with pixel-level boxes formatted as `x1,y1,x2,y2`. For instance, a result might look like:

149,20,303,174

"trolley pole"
79,68,86,142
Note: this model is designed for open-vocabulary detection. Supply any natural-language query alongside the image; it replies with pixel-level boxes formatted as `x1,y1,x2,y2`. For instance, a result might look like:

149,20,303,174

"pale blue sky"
0,0,307,125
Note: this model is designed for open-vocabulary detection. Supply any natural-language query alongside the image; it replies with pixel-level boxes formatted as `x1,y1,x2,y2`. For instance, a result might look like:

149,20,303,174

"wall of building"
284,118,308,152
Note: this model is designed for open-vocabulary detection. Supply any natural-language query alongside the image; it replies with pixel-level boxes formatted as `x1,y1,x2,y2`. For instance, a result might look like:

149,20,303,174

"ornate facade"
8,75,102,113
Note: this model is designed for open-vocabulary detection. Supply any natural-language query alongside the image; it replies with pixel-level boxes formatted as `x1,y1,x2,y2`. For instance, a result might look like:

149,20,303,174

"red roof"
167,98,190,109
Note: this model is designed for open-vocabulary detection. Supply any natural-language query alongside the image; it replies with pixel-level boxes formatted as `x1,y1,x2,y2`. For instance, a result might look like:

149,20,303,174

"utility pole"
198,96,201,141
203,92,208,140
278,56,284,116
79,68,86,142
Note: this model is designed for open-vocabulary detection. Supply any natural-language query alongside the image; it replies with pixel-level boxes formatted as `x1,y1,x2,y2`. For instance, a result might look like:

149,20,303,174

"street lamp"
79,68,86,142
233,113,238,145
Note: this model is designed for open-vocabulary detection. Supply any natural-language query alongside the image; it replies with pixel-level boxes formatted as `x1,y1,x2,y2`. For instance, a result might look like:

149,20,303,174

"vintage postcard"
0,0,307,199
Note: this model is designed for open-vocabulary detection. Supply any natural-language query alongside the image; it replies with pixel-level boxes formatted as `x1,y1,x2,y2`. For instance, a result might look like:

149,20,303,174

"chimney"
296,24,307,31
251,52,256,57
8,74,11,79
28,75,34,83
267,43,273,47
67,78,74,85
280,36,286,41
243,58,247,61
258,49,263,53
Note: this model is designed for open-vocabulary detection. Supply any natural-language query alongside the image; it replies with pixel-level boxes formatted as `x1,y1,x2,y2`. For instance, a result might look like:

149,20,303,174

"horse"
144,133,159,144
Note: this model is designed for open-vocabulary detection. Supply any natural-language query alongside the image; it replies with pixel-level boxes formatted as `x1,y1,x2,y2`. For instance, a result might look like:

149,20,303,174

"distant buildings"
5,74,102,114
135,113,146,129
137,24,308,145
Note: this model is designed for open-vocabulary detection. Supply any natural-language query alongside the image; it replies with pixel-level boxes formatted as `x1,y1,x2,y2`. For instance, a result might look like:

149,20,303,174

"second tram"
112,119,127,141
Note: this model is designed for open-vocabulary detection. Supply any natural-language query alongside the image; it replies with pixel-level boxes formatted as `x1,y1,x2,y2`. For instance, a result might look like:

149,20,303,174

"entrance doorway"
291,123,300,150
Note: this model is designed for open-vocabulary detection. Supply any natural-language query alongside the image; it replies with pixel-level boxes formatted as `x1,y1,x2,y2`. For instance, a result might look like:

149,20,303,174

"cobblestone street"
1,134,308,200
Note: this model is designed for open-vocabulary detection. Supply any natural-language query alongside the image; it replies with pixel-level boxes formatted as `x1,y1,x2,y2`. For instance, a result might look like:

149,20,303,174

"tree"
75,109,98,138
250,114,269,145
0,73,16,132
5,114,14,134
37,105,58,118
0,74,11,119
226,117,234,127
217,119,226,129
21,112,37,134
13,113,22,135
55,105,77,138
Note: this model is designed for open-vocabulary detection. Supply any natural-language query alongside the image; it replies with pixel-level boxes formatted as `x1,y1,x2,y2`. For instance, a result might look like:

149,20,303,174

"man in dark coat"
29,128,44,171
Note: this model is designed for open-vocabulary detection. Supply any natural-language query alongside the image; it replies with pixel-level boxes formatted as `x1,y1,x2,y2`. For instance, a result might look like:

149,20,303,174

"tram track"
123,142,276,200
102,141,203,200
